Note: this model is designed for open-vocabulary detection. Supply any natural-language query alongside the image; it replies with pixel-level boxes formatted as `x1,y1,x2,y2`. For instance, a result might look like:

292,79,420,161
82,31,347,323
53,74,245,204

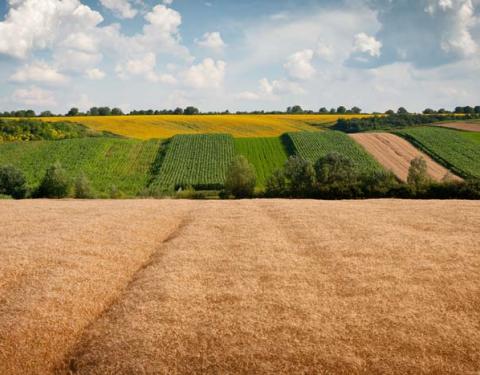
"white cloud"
85,68,106,80
236,77,305,101
115,53,176,84
99,0,137,19
0,0,103,59
284,49,316,80
10,61,68,84
184,58,226,88
195,32,226,51
353,33,382,57
13,86,57,107
163,0,174,4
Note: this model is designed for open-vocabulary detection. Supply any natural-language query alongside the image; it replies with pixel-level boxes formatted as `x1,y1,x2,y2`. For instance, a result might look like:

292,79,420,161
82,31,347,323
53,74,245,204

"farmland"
1,199,479,374
151,134,235,190
0,138,161,195
397,127,480,178
235,137,289,187
285,131,383,174
36,114,371,139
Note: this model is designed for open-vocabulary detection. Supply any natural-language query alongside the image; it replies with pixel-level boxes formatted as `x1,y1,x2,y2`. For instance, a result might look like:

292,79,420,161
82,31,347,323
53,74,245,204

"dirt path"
350,132,460,181
0,200,479,374
434,122,480,132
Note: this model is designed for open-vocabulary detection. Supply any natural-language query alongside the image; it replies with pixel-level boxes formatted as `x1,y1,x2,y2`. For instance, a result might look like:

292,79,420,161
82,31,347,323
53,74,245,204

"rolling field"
0,138,161,195
235,137,289,187
151,134,235,190
397,127,480,178
350,133,460,181
433,122,480,132
1,199,479,374
285,131,383,174
36,114,371,139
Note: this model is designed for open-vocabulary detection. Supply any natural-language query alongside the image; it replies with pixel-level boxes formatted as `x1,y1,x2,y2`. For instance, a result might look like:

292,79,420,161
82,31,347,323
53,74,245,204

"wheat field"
1,199,479,375
38,114,371,139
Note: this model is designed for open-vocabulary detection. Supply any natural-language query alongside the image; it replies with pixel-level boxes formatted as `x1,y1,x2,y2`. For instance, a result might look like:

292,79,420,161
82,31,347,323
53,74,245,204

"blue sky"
0,0,479,113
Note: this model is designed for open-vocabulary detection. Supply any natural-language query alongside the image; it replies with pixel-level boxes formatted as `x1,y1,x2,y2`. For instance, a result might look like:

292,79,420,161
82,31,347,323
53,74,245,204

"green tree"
37,162,71,198
225,155,256,198
423,108,435,114
184,106,199,115
98,107,111,116
0,165,27,199
74,173,95,199
265,169,287,197
407,157,430,190
336,106,347,114
88,107,99,116
385,109,395,115
319,107,328,114
284,156,315,196
40,111,53,117
397,107,408,114
351,106,362,114
67,107,79,116
174,107,184,114
314,152,357,186
111,108,123,116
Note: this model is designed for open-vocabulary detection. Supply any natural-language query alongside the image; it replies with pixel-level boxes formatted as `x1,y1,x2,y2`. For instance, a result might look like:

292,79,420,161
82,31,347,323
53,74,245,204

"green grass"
0,138,161,195
151,134,235,191
396,127,480,178
284,131,383,174
235,137,288,187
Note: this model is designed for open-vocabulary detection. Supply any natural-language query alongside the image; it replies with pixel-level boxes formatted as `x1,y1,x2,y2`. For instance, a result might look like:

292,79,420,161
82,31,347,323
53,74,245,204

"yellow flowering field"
38,114,372,139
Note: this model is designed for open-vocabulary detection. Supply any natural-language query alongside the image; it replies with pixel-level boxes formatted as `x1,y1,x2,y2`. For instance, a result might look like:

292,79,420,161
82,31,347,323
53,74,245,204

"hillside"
0,138,161,195
1,199,479,374
35,114,371,139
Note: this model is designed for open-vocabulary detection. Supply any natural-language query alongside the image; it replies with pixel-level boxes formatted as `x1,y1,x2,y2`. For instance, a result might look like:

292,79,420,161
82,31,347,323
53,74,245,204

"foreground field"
350,133,459,181
37,114,371,139
1,200,479,375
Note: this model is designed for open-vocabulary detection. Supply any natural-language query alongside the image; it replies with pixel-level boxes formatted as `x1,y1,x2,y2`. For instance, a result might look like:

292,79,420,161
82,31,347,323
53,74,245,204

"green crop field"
397,127,480,178
0,138,161,195
151,134,235,191
285,131,383,174
235,137,289,187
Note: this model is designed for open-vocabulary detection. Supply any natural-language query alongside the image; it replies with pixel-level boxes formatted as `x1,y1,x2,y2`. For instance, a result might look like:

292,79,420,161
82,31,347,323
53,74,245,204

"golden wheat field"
38,114,371,139
1,199,479,375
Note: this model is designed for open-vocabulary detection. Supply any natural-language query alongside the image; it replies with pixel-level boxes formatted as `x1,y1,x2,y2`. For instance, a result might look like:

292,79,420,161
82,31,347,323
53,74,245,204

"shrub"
314,152,358,186
175,186,207,199
74,173,95,199
407,157,431,190
225,155,256,198
37,162,71,198
284,156,316,197
265,169,288,197
0,165,27,199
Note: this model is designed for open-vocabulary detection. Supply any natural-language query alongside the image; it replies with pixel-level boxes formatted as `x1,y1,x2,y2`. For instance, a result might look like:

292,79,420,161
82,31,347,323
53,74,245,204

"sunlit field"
37,114,372,139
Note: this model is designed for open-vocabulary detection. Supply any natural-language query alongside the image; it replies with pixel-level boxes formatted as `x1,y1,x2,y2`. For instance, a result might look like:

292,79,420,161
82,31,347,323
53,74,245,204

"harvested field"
350,132,460,182
1,199,480,375
434,122,480,132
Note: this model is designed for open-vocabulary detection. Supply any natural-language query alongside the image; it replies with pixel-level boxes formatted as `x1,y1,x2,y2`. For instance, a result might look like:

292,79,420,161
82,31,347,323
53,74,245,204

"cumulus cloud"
10,61,68,84
195,32,226,51
284,49,316,80
184,58,226,88
115,53,176,84
353,33,382,57
99,0,137,19
236,77,305,101
12,86,57,106
85,68,106,80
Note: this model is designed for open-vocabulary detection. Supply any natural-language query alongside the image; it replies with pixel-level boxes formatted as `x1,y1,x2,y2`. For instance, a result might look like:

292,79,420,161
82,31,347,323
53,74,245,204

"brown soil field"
434,122,480,132
1,199,479,375
350,133,461,182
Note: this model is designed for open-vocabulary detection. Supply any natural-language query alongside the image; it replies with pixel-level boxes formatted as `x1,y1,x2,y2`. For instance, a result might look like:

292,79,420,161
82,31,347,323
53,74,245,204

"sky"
0,0,479,113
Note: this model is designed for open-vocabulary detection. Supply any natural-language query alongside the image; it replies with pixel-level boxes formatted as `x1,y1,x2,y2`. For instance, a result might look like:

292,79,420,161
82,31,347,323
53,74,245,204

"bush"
314,152,358,186
0,165,27,199
175,186,207,199
407,157,431,191
225,155,256,198
37,162,71,198
74,173,95,199
283,156,316,197
265,169,288,197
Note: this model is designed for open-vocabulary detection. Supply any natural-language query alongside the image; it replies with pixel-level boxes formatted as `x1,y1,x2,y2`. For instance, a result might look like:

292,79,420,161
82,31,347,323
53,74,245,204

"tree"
0,165,27,199
423,108,435,114
407,157,430,190
336,106,347,114
474,106,480,114
438,108,447,114
463,106,474,114
385,109,395,115
173,107,184,115
265,169,287,197
454,106,464,114
67,107,79,116
89,107,99,116
287,105,303,114
351,106,362,114
284,156,315,196
314,152,357,186
225,156,256,198
329,108,336,114
397,107,408,114
37,162,71,198
184,106,199,115
74,173,95,199
319,107,328,114
25,110,36,117
111,107,123,115
98,107,111,116
40,111,53,117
